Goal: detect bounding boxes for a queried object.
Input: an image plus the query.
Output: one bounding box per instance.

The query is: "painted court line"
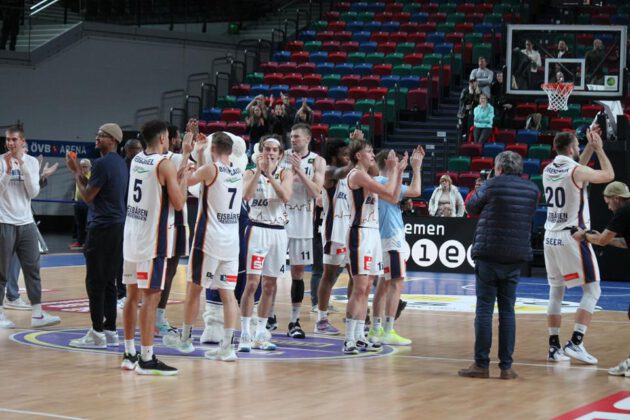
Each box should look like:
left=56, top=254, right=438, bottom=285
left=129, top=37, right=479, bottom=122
left=394, top=354, right=608, bottom=372
left=0, top=408, right=86, bottom=420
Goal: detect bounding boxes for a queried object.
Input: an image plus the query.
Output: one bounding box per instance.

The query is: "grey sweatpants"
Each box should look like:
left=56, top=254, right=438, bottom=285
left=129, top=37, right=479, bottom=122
left=0, top=223, right=42, bottom=305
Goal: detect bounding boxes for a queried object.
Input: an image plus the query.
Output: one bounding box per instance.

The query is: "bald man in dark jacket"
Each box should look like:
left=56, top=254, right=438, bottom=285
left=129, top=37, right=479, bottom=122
left=458, top=151, right=539, bottom=380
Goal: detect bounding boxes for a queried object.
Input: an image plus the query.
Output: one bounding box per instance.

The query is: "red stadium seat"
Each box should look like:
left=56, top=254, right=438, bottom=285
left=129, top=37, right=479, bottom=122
left=289, top=85, right=309, bottom=97
left=459, top=143, right=483, bottom=157
left=341, top=75, right=361, bottom=88
left=373, top=64, right=393, bottom=76
left=377, top=42, right=398, bottom=54
left=341, top=41, right=359, bottom=52
left=435, top=171, right=459, bottom=185
left=348, top=87, right=369, bottom=100
left=230, top=84, right=251, bottom=96
left=296, top=63, right=316, bottom=75
left=581, top=104, right=603, bottom=118
left=515, top=103, right=537, bottom=117
left=458, top=171, right=481, bottom=190
left=407, top=33, right=426, bottom=44
left=328, top=52, right=348, bottom=64
left=549, top=117, right=572, bottom=131
left=260, top=62, right=278, bottom=74
left=311, top=123, right=329, bottom=139
left=226, top=122, right=247, bottom=136
left=360, top=75, right=382, bottom=87
left=308, top=86, right=329, bottom=99
left=366, top=87, right=388, bottom=100
left=303, top=74, right=322, bottom=87
left=314, top=99, right=335, bottom=111
left=334, top=99, right=356, bottom=112
left=263, top=73, right=283, bottom=85
left=221, top=109, right=241, bottom=123
left=286, top=40, right=304, bottom=52
left=471, top=157, right=494, bottom=171
left=403, top=53, right=424, bottom=66
left=277, top=62, right=298, bottom=74
left=495, top=129, right=516, bottom=145
left=205, top=121, right=226, bottom=134
left=322, top=41, right=341, bottom=52
left=506, top=143, right=528, bottom=158
left=283, top=73, right=302, bottom=86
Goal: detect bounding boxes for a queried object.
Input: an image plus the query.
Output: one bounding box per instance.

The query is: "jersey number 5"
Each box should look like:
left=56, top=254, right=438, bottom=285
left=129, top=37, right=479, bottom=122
left=133, top=179, right=143, bottom=203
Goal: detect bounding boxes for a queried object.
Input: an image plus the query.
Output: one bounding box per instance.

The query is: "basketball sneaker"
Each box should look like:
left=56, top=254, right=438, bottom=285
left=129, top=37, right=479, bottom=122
left=563, top=341, right=598, bottom=365
left=69, top=328, right=106, bottom=349
left=121, top=352, right=138, bottom=370
left=367, top=326, right=384, bottom=343
left=287, top=319, right=306, bottom=339
left=343, top=340, right=359, bottom=355
left=205, top=346, right=237, bottom=362
left=548, top=346, right=570, bottom=362
left=104, top=330, right=120, bottom=347
left=327, top=304, right=340, bottom=314
left=237, top=334, right=252, bottom=352
left=356, top=337, right=381, bottom=352
left=31, top=311, right=61, bottom=328
left=135, top=355, right=178, bottom=376
left=608, top=358, right=630, bottom=376
left=266, top=315, right=278, bottom=331
left=117, top=297, right=126, bottom=311
left=252, top=333, right=277, bottom=351
left=163, top=334, right=195, bottom=354
left=381, top=330, right=412, bottom=346
left=4, top=297, right=30, bottom=310
left=201, top=304, right=224, bottom=344
left=154, top=321, right=178, bottom=338
left=314, top=319, right=340, bottom=335
left=0, top=313, right=15, bottom=329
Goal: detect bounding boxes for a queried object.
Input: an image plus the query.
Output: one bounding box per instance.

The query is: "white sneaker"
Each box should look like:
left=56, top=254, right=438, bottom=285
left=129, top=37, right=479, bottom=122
left=117, top=297, right=126, bottom=311
left=252, top=333, right=277, bottom=351
left=608, top=358, right=630, bottom=376
left=163, top=334, right=195, bottom=353
left=104, top=330, right=120, bottom=346
left=237, top=334, right=252, bottom=352
left=563, top=341, right=598, bottom=365
left=31, top=311, right=61, bottom=328
left=4, top=297, right=31, bottom=310
left=205, top=344, right=237, bottom=362
left=327, top=304, right=340, bottom=313
left=69, top=328, right=106, bottom=348
left=548, top=346, right=570, bottom=362
left=0, top=313, right=15, bottom=329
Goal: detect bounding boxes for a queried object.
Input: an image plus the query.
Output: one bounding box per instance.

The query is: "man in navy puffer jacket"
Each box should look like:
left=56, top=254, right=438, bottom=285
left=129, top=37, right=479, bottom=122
left=458, top=150, right=539, bottom=380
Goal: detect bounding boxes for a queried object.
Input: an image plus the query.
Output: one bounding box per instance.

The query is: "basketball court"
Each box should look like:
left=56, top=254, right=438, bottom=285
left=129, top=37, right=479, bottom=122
left=0, top=253, right=628, bottom=419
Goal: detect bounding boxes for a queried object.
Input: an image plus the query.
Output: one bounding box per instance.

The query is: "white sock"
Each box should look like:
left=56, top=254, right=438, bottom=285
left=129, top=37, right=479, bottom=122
left=223, top=328, right=234, bottom=349
left=317, top=309, right=327, bottom=322
left=140, top=345, right=153, bottom=362
left=256, top=317, right=267, bottom=337
left=32, top=303, right=42, bottom=317
left=355, top=320, right=366, bottom=340
left=574, top=323, right=588, bottom=334
left=384, top=316, right=394, bottom=333
left=549, top=327, right=560, bottom=336
left=345, top=318, right=356, bottom=341
left=124, top=339, right=136, bottom=355
left=182, top=324, right=193, bottom=340
left=241, top=317, right=251, bottom=337
left=291, top=305, right=300, bottom=323
left=373, top=317, right=382, bottom=332
left=156, top=308, right=166, bottom=325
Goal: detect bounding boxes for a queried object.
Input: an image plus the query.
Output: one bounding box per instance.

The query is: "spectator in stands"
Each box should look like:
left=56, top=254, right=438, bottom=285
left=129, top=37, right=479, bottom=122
left=521, top=39, right=542, bottom=89
left=124, top=139, right=143, bottom=167
left=439, top=203, right=453, bottom=217
left=0, top=0, right=21, bottom=51
left=491, top=71, right=514, bottom=129
left=551, top=71, right=567, bottom=84
left=428, top=175, right=465, bottom=217
left=69, top=159, right=92, bottom=251
left=458, top=78, right=481, bottom=142
left=470, top=57, right=493, bottom=99
left=279, top=92, right=296, bottom=122
left=556, top=40, right=570, bottom=59
left=269, top=102, right=292, bottom=138
left=246, top=104, right=269, bottom=145
left=465, top=178, right=484, bottom=219
left=585, top=38, right=606, bottom=85
left=401, top=198, right=418, bottom=217
left=294, top=98, right=314, bottom=126
left=473, top=94, right=494, bottom=144
left=246, top=95, right=268, bottom=119
left=168, top=125, right=181, bottom=153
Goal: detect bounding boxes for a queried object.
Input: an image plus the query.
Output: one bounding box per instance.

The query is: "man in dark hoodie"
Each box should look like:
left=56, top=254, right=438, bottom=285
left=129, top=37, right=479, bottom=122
left=458, top=150, right=539, bottom=380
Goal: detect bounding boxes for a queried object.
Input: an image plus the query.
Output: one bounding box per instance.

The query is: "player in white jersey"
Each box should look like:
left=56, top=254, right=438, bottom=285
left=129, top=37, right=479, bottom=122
left=283, top=123, right=326, bottom=338
left=153, top=123, right=193, bottom=337
left=368, top=146, right=424, bottom=346
left=239, top=136, right=293, bottom=352
left=164, top=132, right=243, bottom=362
left=543, top=128, right=613, bottom=364
left=314, top=138, right=352, bottom=335
left=343, top=140, right=407, bottom=354
left=121, top=120, right=190, bottom=376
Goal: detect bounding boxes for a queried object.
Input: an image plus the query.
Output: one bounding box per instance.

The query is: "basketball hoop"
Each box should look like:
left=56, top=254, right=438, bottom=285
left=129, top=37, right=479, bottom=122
left=541, top=83, right=574, bottom=111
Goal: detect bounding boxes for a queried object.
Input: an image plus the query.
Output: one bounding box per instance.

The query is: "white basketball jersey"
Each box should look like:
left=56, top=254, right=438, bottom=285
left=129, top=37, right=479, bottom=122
left=248, top=168, right=289, bottom=227
left=192, top=161, right=243, bottom=260
left=347, top=169, right=379, bottom=229
left=543, top=155, right=591, bottom=231
left=166, top=151, right=190, bottom=257
left=286, top=151, right=317, bottom=239
left=322, top=177, right=351, bottom=245
left=123, top=152, right=171, bottom=262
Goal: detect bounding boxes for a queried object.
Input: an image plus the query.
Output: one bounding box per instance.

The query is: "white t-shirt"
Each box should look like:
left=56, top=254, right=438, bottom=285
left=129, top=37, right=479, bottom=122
left=0, top=154, right=40, bottom=225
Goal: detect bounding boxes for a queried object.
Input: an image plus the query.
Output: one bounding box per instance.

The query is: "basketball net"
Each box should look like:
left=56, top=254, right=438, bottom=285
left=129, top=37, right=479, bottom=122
left=541, top=83, right=574, bottom=111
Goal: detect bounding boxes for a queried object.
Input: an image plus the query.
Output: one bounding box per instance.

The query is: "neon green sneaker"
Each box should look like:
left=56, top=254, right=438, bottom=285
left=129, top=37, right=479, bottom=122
left=367, top=326, right=384, bottom=344
left=381, top=330, right=412, bottom=346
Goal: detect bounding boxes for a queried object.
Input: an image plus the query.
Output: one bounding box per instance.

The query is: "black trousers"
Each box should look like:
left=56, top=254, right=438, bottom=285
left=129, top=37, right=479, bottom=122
left=84, top=224, right=123, bottom=332
left=0, top=14, right=19, bottom=51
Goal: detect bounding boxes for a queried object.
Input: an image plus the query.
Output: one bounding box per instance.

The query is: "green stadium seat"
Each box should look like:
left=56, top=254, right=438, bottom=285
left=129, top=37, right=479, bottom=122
left=396, top=42, right=416, bottom=54
left=464, top=33, right=483, bottom=45
left=366, top=52, right=385, bottom=64
left=341, top=11, right=358, bottom=22
left=217, top=95, right=237, bottom=108
left=357, top=11, right=374, bottom=22
left=423, top=53, right=443, bottom=66
left=448, top=156, right=471, bottom=172
left=411, top=64, right=432, bottom=77
left=484, top=13, right=502, bottom=23
left=530, top=175, right=544, bottom=195
left=348, top=52, right=366, bottom=63
left=322, top=74, right=342, bottom=87
left=304, top=41, right=322, bottom=52
left=528, top=144, right=551, bottom=160
left=436, top=22, right=456, bottom=33
left=392, top=64, right=413, bottom=76
left=312, top=21, right=328, bottom=31
left=387, top=87, right=408, bottom=109
left=572, top=117, right=592, bottom=129
left=384, top=53, right=405, bottom=65
left=355, top=99, right=377, bottom=114
left=245, top=72, right=264, bottom=84
left=472, top=43, right=492, bottom=64
left=446, top=13, right=466, bottom=24
left=329, top=124, right=351, bottom=138
left=438, top=3, right=456, bottom=13
left=559, top=103, right=581, bottom=120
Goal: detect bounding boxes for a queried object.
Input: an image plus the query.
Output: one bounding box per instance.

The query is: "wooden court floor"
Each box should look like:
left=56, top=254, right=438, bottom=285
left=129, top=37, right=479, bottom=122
left=0, top=262, right=628, bottom=420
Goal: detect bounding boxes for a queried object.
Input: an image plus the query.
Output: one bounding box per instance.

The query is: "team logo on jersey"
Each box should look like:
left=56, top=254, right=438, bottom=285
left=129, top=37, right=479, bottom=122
left=224, top=275, right=237, bottom=283
left=335, top=247, right=347, bottom=255
left=137, top=272, right=148, bottom=280
left=251, top=255, right=265, bottom=270
left=308, top=158, right=315, bottom=164
left=225, top=176, right=241, bottom=184
left=133, top=167, right=150, bottom=174
left=364, top=256, right=373, bottom=270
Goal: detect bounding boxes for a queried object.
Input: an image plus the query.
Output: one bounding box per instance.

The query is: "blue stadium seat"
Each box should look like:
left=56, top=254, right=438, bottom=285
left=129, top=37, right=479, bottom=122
left=516, top=129, right=539, bottom=145
left=354, top=63, right=373, bottom=76
left=310, top=51, right=328, bottom=63
left=410, top=12, right=428, bottom=23
left=474, top=23, right=494, bottom=34
left=315, top=63, right=336, bottom=75
left=434, top=43, right=454, bottom=55
left=363, top=21, right=382, bottom=32
left=341, top=111, right=363, bottom=125
left=427, top=32, right=445, bottom=44
left=365, top=2, right=385, bottom=13
left=347, top=21, right=364, bottom=32
left=329, top=86, right=349, bottom=100
left=532, top=207, right=547, bottom=233
left=269, top=84, right=290, bottom=97
left=236, top=96, right=254, bottom=110
left=335, top=63, right=355, bottom=75
left=482, top=143, right=505, bottom=158
left=322, top=111, right=343, bottom=125
left=359, top=41, right=378, bottom=53
left=351, top=2, right=369, bottom=12
left=272, top=51, right=291, bottom=62
left=523, top=158, right=541, bottom=176
left=382, top=21, right=401, bottom=32
left=380, top=75, right=401, bottom=88
left=399, top=76, right=420, bottom=89
left=201, top=107, right=221, bottom=122
left=421, top=186, right=435, bottom=201
left=249, top=84, right=270, bottom=96
left=298, top=30, right=316, bottom=41
left=352, top=31, right=372, bottom=43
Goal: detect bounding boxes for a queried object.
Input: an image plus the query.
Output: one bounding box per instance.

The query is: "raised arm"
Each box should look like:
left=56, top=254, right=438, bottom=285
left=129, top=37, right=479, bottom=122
left=158, top=159, right=190, bottom=211
left=267, top=167, right=293, bottom=203
left=290, top=153, right=325, bottom=199
left=404, top=146, right=425, bottom=198
left=573, top=129, right=614, bottom=186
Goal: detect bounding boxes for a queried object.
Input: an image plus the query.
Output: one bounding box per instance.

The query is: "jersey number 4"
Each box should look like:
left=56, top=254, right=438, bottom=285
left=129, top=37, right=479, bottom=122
left=545, top=186, right=566, bottom=208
